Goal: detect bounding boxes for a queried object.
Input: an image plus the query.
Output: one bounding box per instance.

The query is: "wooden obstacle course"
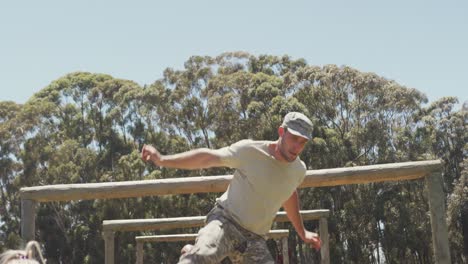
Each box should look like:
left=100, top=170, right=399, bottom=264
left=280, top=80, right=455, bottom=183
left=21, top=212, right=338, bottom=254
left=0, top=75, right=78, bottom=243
left=19, top=160, right=450, bottom=263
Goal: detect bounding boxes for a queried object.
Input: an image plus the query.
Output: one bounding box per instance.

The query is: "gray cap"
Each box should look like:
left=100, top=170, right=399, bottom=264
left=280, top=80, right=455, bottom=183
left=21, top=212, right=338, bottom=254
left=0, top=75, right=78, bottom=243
left=281, top=112, right=313, bottom=140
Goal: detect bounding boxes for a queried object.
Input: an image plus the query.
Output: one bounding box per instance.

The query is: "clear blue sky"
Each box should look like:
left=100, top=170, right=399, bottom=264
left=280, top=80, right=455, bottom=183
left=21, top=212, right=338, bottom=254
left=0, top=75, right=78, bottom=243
left=1, top=0, right=466, bottom=106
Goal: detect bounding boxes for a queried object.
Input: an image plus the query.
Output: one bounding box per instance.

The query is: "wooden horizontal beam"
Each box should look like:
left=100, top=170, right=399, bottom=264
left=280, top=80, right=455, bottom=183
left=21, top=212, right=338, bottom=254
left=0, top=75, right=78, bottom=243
left=302, top=159, right=442, bottom=187
left=103, top=209, right=330, bottom=232
left=20, top=160, right=442, bottom=202
left=104, top=216, right=204, bottom=232
left=136, top=233, right=198, bottom=243
left=136, top=229, right=290, bottom=243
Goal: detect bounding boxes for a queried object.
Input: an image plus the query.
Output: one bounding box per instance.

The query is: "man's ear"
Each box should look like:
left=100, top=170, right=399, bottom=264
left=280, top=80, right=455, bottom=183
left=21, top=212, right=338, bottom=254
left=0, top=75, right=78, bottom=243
left=278, top=126, right=285, bottom=137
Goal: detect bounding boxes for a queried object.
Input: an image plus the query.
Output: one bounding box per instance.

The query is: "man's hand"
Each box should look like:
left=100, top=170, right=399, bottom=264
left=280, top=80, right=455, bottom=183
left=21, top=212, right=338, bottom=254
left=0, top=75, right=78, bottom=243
left=141, top=144, right=162, bottom=166
left=301, top=230, right=321, bottom=250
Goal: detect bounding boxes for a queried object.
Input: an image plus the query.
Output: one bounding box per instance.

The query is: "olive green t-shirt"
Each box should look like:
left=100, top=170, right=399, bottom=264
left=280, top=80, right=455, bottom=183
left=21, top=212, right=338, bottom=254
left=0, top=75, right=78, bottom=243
left=216, top=139, right=307, bottom=235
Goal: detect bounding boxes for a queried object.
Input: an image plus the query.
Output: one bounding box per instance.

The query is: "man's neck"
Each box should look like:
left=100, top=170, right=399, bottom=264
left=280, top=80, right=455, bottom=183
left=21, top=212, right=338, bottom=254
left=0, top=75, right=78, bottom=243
left=268, top=141, right=288, bottom=163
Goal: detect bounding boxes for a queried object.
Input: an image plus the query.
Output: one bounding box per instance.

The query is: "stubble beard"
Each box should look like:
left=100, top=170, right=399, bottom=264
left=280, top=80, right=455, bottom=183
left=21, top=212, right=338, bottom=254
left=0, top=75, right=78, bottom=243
left=279, top=139, right=296, bottom=162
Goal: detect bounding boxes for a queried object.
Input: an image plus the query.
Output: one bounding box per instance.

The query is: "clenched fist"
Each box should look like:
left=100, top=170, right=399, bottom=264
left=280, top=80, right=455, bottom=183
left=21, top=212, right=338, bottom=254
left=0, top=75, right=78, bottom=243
left=302, top=230, right=321, bottom=250
left=141, top=144, right=162, bottom=166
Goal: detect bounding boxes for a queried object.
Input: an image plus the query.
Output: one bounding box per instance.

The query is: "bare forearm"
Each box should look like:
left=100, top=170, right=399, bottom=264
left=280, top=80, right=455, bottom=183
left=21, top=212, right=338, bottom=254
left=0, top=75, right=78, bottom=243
left=283, top=190, right=322, bottom=249
left=283, top=190, right=306, bottom=239
left=153, top=148, right=222, bottom=170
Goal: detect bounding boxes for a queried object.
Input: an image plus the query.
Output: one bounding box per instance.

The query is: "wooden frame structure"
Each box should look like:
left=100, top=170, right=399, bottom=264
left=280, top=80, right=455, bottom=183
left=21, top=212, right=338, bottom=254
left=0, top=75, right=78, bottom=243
left=19, top=160, right=451, bottom=263
left=135, top=230, right=291, bottom=264
left=102, top=210, right=330, bottom=264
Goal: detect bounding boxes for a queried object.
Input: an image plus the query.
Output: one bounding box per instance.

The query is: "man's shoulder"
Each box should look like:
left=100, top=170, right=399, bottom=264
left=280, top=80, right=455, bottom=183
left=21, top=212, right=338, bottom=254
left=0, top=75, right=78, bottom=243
left=289, top=158, right=307, bottom=174
left=226, top=140, right=272, bottom=158
left=299, top=159, right=308, bottom=171
left=217, top=139, right=269, bottom=168
left=231, top=139, right=270, bottom=148
left=297, top=159, right=307, bottom=169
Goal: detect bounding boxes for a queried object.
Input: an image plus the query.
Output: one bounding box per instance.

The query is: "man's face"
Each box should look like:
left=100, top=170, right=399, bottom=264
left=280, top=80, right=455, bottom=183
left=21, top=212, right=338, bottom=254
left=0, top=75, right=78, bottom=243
left=279, top=128, right=309, bottom=162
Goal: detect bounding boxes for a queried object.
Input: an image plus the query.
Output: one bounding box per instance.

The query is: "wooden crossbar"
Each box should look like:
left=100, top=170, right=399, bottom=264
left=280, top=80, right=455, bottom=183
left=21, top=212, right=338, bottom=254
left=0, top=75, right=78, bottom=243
left=103, top=209, right=330, bottom=232
left=20, top=160, right=442, bottom=202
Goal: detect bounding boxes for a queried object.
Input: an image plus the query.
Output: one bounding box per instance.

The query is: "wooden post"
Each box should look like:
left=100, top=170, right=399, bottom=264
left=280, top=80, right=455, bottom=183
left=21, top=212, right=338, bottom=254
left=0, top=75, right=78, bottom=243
left=426, top=172, right=452, bottom=263
left=21, top=199, right=36, bottom=243
left=135, top=241, right=143, bottom=264
left=103, top=230, right=115, bottom=264
left=281, top=237, right=289, bottom=264
left=319, top=217, right=330, bottom=264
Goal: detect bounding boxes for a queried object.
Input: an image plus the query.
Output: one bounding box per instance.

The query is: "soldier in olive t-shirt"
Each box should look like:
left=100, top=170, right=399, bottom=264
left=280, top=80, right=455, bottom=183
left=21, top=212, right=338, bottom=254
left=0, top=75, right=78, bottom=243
left=141, top=112, right=321, bottom=264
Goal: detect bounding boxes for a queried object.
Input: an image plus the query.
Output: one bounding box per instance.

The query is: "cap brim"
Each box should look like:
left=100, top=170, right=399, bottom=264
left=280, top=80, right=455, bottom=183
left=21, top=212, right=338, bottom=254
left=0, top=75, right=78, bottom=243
left=287, top=128, right=311, bottom=140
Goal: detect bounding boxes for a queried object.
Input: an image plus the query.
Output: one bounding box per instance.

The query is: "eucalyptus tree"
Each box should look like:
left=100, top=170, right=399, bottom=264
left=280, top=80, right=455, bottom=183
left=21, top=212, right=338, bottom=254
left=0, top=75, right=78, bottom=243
left=286, top=64, right=436, bottom=263
left=447, top=146, right=468, bottom=262
left=0, top=101, right=24, bottom=251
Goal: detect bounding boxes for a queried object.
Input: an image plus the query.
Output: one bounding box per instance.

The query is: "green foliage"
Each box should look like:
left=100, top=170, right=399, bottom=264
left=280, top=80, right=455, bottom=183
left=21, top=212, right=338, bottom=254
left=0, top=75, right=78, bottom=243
left=0, top=53, right=465, bottom=263
left=447, top=143, right=468, bottom=262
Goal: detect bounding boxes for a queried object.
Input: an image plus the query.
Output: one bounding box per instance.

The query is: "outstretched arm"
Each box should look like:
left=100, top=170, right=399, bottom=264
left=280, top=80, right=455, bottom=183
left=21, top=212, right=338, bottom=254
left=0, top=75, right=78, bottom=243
left=141, top=144, right=225, bottom=170
left=282, top=190, right=321, bottom=250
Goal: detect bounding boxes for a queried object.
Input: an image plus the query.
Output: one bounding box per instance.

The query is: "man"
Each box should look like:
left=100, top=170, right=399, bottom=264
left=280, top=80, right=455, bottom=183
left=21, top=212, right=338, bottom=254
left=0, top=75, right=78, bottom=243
left=141, top=112, right=321, bottom=264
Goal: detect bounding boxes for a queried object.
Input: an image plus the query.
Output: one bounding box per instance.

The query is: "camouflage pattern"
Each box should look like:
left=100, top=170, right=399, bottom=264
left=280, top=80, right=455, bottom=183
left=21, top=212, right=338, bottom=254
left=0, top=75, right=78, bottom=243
left=178, top=206, right=275, bottom=264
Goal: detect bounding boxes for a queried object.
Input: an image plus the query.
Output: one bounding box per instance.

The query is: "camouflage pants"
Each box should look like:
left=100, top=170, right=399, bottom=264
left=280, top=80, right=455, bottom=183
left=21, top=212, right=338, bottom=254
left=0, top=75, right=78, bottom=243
left=178, top=205, right=274, bottom=264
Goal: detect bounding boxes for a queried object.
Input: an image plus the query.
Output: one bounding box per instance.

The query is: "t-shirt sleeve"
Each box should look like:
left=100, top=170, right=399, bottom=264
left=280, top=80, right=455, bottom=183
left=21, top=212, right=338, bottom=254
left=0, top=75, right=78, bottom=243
left=215, top=140, right=251, bottom=169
